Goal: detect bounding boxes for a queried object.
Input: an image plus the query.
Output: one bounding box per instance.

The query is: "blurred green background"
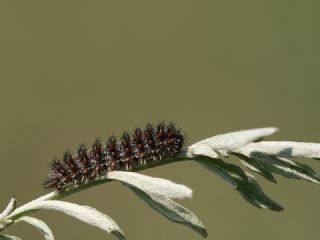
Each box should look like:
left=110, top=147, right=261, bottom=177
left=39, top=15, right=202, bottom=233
left=0, top=1, right=319, bottom=239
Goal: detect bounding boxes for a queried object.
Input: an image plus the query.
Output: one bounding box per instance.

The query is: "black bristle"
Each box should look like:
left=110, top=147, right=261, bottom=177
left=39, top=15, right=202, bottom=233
left=90, top=139, right=105, bottom=178
left=75, top=144, right=91, bottom=183
left=63, top=151, right=79, bottom=184
left=44, top=122, right=184, bottom=191
left=106, top=136, right=119, bottom=171
left=132, top=127, right=146, bottom=163
left=144, top=123, right=157, bottom=159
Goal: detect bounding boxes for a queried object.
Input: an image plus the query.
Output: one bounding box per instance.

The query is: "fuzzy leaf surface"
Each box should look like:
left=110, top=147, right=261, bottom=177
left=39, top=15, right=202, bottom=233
left=196, top=156, right=283, bottom=211
left=17, top=216, right=54, bottom=240
left=107, top=171, right=192, bottom=199
left=0, top=198, right=16, bottom=219
left=233, top=153, right=277, bottom=183
left=187, top=127, right=277, bottom=158
left=0, top=234, right=22, bottom=240
left=236, top=149, right=320, bottom=184
left=11, top=200, right=125, bottom=240
left=239, top=141, right=320, bottom=159
left=129, top=186, right=207, bottom=237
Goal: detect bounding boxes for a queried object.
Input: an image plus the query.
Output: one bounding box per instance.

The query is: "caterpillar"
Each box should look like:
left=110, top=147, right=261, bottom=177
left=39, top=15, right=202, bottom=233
left=44, top=122, right=184, bottom=191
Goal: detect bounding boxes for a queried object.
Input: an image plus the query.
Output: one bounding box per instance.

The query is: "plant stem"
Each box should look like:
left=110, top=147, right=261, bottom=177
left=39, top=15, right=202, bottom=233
left=3, top=153, right=190, bottom=225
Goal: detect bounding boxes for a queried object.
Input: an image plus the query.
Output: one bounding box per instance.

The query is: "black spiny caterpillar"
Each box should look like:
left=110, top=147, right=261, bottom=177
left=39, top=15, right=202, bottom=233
left=44, top=122, right=184, bottom=191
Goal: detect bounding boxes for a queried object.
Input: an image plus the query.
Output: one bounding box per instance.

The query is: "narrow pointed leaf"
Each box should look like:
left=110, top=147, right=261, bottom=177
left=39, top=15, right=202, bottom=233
left=237, top=149, right=320, bottom=184
left=233, top=153, right=277, bottom=183
left=0, top=197, right=16, bottom=219
left=186, top=144, right=219, bottom=158
left=0, top=234, right=22, bottom=240
left=106, top=171, right=192, bottom=199
left=195, top=156, right=283, bottom=211
left=187, top=127, right=277, bottom=158
left=239, top=141, right=320, bottom=159
left=11, top=200, right=125, bottom=240
left=129, top=186, right=207, bottom=237
left=17, top=216, right=54, bottom=240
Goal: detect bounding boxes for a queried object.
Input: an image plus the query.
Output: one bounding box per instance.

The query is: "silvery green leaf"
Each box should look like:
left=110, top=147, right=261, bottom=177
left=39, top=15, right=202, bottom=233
left=239, top=141, right=320, bottom=159
left=237, top=149, right=320, bottom=184
left=187, top=127, right=278, bottom=158
left=106, top=171, right=192, bottom=199
left=11, top=200, right=125, bottom=240
left=196, top=156, right=283, bottom=211
left=17, top=216, right=54, bottom=240
left=186, top=144, right=219, bottom=159
left=0, top=197, right=16, bottom=219
left=0, top=234, right=22, bottom=240
left=129, top=186, right=207, bottom=238
left=232, top=153, right=277, bottom=183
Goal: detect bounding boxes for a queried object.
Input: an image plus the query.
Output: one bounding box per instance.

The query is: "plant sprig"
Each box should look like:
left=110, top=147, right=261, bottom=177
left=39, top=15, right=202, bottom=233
left=1, top=127, right=320, bottom=239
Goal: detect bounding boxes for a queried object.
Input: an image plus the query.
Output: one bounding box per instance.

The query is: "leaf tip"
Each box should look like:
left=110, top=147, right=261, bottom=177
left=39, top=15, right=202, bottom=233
left=271, top=205, right=284, bottom=212
left=199, top=228, right=208, bottom=238
left=111, top=230, right=126, bottom=240
left=262, top=127, right=279, bottom=136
